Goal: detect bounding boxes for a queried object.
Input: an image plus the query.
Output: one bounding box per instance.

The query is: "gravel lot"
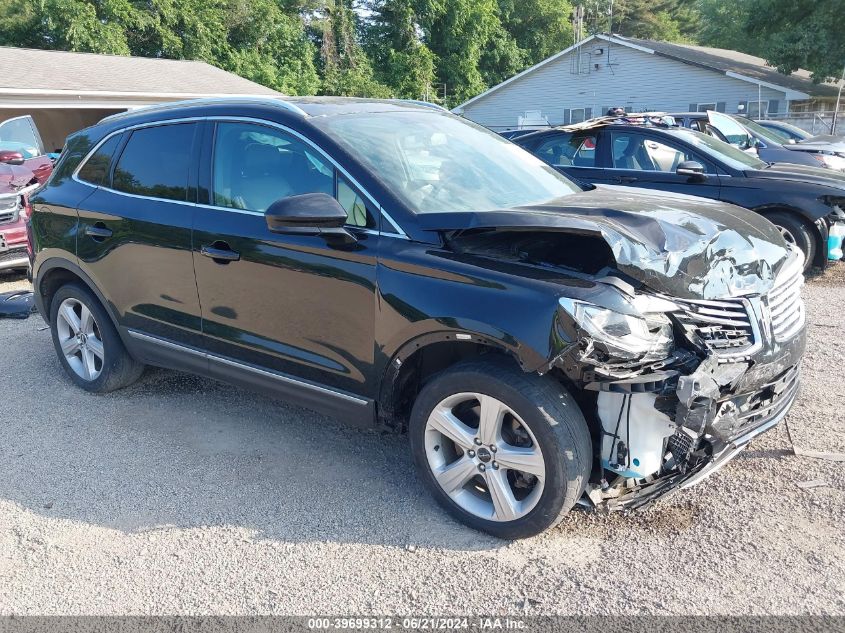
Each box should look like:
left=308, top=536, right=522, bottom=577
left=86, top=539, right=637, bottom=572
left=0, top=265, right=843, bottom=616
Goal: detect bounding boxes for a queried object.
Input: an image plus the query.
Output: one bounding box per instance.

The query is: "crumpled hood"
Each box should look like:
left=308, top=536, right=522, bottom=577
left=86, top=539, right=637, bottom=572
left=420, top=185, right=790, bottom=300
left=0, top=162, right=37, bottom=194
left=795, top=135, right=845, bottom=153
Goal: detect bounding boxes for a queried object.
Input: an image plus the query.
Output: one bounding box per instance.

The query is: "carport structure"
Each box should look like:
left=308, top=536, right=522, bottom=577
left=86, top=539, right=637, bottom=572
left=0, top=46, right=279, bottom=152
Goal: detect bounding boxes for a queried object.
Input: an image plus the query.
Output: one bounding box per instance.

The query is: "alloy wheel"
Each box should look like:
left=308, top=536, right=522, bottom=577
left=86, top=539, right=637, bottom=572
left=424, top=392, right=546, bottom=522
left=55, top=297, right=105, bottom=381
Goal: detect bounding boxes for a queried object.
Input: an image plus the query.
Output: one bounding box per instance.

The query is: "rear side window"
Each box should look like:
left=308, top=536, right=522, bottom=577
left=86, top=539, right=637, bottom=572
left=112, top=124, right=195, bottom=202
left=77, top=134, right=122, bottom=186
left=535, top=134, right=596, bottom=167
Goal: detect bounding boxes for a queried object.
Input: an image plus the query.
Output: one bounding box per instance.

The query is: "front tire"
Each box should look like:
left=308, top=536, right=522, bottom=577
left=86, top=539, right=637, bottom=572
left=49, top=283, right=144, bottom=393
left=409, top=358, right=593, bottom=539
left=766, top=211, right=816, bottom=272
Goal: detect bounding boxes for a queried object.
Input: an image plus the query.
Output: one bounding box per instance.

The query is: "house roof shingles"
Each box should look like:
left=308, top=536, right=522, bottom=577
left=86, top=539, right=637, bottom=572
left=620, top=36, right=842, bottom=99
left=0, top=46, right=279, bottom=96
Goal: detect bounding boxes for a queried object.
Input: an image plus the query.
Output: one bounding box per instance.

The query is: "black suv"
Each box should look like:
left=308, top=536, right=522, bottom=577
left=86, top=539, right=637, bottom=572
left=515, top=120, right=845, bottom=272
left=30, top=98, right=806, bottom=538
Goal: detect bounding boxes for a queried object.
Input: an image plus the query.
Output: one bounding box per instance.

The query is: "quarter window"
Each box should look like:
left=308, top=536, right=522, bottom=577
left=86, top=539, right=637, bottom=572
left=337, top=175, right=371, bottom=228
left=112, top=124, right=195, bottom=202
left=77, top=134, right=122, bottom=186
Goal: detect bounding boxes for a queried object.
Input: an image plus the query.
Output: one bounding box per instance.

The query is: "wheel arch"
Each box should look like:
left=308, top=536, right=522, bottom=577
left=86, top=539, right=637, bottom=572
left=755, top=205, right=827, bottom=268
left=34, top=258, right=120, bottom=329
left=377, top=330, right=535, bottom=432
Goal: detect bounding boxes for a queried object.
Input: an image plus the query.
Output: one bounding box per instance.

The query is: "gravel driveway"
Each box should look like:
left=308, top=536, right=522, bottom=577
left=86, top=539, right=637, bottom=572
left=0, top=266, right=843, bottom=616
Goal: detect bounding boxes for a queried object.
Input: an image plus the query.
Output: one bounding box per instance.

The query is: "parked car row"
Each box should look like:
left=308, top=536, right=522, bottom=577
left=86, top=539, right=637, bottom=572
left=23, top=97, right=809, bottom=538
left=0, top=115, right=54, bottom=274
left=511, top=112, right=845, bottom=273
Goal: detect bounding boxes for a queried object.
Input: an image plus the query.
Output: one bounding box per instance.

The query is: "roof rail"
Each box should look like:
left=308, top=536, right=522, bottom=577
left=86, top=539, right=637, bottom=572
left=99, top=96, right=308, bottom=125
left=399, top=99, right=449, bottom=112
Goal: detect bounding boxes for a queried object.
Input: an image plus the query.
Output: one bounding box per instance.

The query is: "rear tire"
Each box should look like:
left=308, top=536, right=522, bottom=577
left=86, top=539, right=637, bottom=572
left=49, top=283, right=144, bottom=393
left=766, top=211, right=816, bottom=272
left=409, top=357, right=593, bottom=539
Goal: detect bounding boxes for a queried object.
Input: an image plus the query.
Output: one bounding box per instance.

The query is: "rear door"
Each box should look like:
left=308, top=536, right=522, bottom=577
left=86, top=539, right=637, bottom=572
left=525, top=131, right=609, bottom=185
left=603, top=130, right=722, bottom=200
left=75, top=122, right=204, bottom=348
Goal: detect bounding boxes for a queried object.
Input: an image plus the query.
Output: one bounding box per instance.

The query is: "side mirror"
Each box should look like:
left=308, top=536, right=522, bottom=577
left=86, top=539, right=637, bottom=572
left=0, top=150, right=25, bottom=166
left=676, top=161, right=707, bottom=182
left=265, top=192, right=350, bottom=236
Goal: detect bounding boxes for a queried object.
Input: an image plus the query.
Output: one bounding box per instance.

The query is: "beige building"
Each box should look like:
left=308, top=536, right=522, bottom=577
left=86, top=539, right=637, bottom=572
left=0, top=46, right=279, bottom=151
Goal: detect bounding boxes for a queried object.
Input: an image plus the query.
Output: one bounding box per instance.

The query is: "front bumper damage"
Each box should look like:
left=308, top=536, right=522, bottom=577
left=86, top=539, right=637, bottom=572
left=587, top=362, right=802, bottom=511
left=558, top=255, right=807, bottom=511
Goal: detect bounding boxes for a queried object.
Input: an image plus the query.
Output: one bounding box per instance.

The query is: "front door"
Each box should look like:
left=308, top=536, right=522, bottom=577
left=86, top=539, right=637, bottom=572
left=191, top=120, right=378, bottom=415
left=603, top=130, right=722, bottom=200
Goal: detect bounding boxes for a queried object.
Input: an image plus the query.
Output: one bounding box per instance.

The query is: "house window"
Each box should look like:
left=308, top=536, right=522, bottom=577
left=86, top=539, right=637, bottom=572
left=746, top=101, right=769, bottom=117
left=695, top=103, right=716, bottom=112
left=570, top=108, right=586, bottom=124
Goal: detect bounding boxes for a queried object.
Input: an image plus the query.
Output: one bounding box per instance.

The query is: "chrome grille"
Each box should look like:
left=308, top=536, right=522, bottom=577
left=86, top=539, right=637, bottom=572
left=767, top=254, right=805, bottom=342
left=675, top=297, right=756, bottom=356
left=0, top=196, right=19, bottom=225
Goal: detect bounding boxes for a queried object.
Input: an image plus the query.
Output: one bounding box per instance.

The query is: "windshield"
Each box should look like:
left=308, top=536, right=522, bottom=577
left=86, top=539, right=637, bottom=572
left=735, top=116, right=789, bottom=145
left=0, top=116, right=43, bottom=157
left=670, top=129, right=767, bottom=170
left=762, top=121, right=811, bottom=142
left=312, top=111, right=581, bottom=213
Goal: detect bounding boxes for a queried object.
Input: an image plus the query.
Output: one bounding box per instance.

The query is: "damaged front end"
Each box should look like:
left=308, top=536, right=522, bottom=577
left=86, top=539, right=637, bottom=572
left=553, top=249, right=806, bottom=510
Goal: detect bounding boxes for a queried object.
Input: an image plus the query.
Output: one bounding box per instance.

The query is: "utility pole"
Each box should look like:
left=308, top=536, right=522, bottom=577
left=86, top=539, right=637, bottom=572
left=833, top=64, right=845, bottom=135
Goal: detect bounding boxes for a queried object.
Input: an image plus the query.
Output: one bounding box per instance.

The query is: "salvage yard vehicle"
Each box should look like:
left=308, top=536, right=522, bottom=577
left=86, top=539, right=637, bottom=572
left=30, top=98, right=806, bottom=538
left=671, top=111, right=845, bottom=171
left=0, top=115, right=52, bottom=273
left=514, top=117, right=845, bottom=272
left=755, top=120, right=845, bottom=172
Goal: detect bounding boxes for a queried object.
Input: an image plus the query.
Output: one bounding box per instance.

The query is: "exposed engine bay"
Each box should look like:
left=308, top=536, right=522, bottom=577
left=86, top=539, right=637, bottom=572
left=447, top=222, right=806, bottom=510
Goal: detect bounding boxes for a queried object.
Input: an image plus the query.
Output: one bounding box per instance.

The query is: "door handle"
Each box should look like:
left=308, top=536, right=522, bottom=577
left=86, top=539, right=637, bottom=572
left=84, top=224, right=112, bottom=241
left=201, top=242, right=240, bottom=264
left=615, top=176, right=639, bottom=183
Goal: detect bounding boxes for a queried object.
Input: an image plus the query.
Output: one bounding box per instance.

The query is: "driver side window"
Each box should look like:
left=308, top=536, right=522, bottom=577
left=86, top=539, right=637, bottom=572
left=610, top=132, right=710, bottom=173
left=211, top=122, right=375, bottom=228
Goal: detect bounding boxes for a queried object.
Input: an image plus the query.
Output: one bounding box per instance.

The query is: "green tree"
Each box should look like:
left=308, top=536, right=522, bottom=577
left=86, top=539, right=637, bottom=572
left=223, top=0, right=319, bottom=95
left=0, top=0, right=320, bottom=95
left=746, top=0, right=845, bottom=82
left=317, top=0, right=392, bottom=97
left=496, top=0, right=574, bottom=66
left=694, top=0, right=754, bottom=53
left=416, top=0, right=507, bottom=106
left=363, top=0, right=437, bottom=99
left=578, top=0, right=696, bottom=42
left=0, top=0, right=130, bottom=53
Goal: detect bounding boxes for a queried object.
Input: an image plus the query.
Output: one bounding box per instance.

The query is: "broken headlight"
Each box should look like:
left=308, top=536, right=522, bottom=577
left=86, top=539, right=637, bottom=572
left=564, top=300, right=674, bottom=361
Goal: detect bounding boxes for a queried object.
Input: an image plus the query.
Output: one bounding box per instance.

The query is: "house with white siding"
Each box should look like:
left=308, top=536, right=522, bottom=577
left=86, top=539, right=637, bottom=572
left=453, top=34, right=843, bottom=132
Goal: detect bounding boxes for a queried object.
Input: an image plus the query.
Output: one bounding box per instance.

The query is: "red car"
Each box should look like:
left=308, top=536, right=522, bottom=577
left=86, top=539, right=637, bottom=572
left=0, top=115, right=53, bottom=273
